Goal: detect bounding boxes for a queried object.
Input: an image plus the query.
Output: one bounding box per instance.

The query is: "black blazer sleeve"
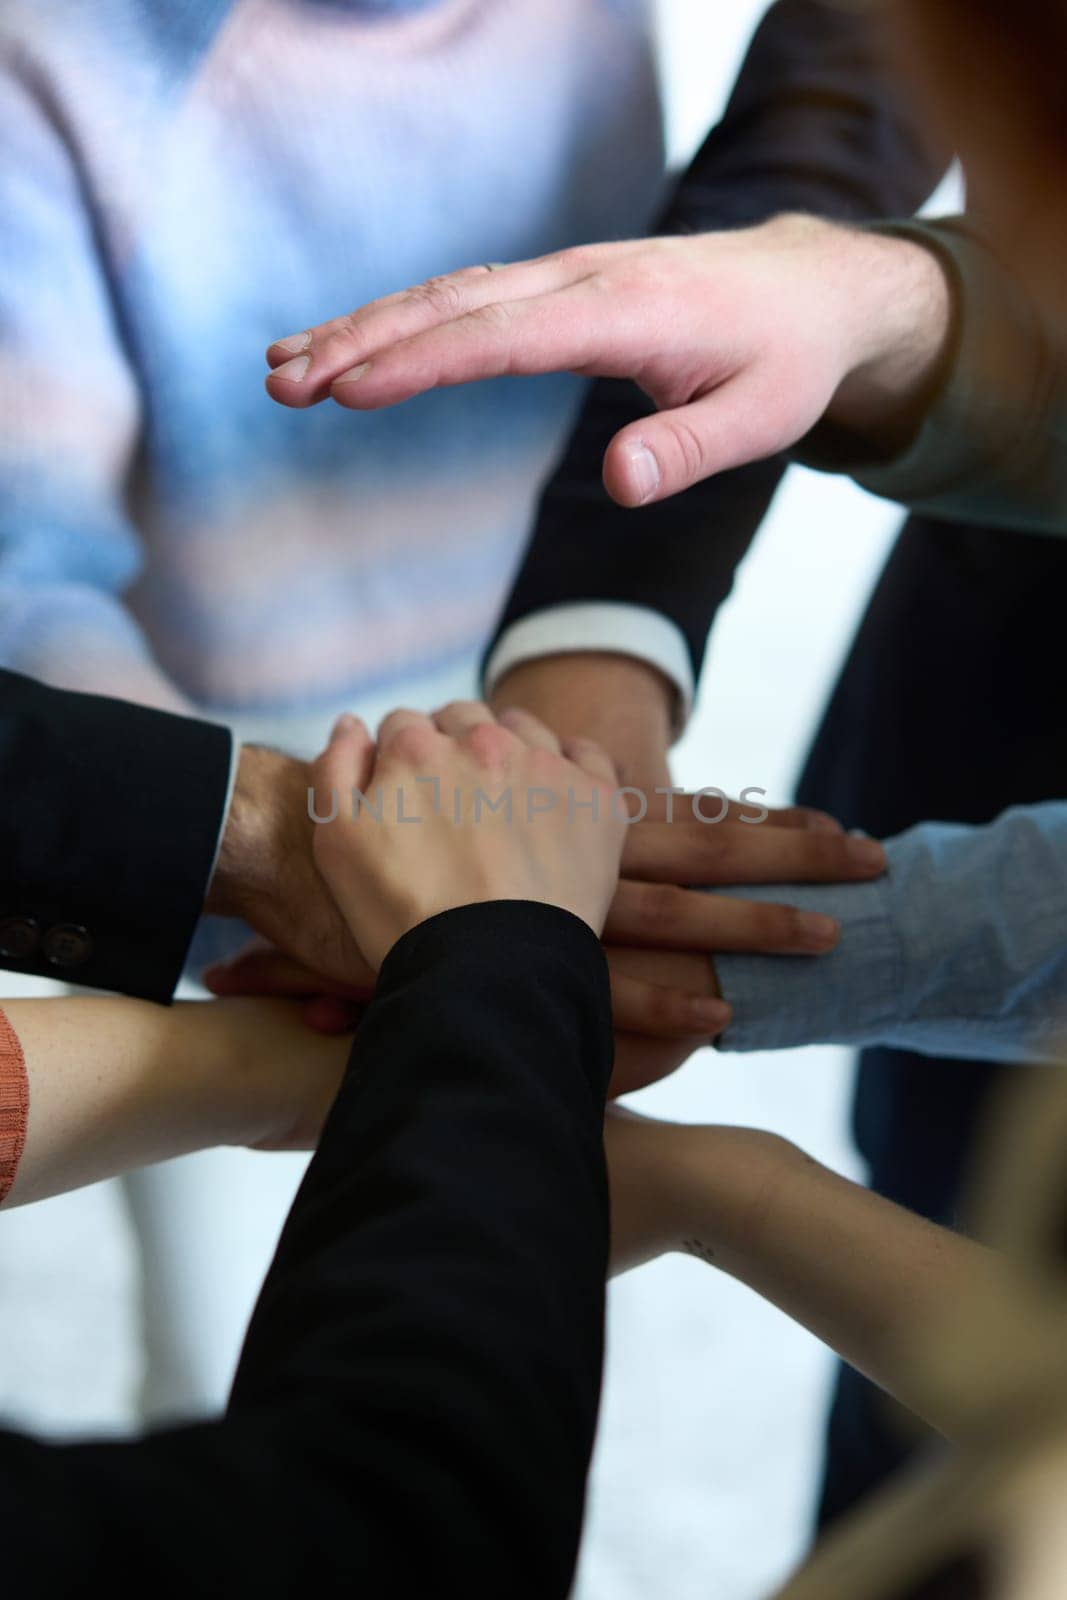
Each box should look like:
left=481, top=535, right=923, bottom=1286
left=0, top=900, right=614, bottom=1600
left=486, top=0, right=948, bottom=691
left=0, top=668, right=233, bottom=1000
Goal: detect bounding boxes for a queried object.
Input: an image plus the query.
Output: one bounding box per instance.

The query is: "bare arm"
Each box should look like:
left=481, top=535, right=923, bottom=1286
left=605, top=1108, right=1006, bottom=1437
left=0, top=997, right=348, bottom=1208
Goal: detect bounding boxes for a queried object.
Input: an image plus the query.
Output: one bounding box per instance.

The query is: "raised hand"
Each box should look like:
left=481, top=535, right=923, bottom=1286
left=264, top=215, right=951, bottom=506
left=308, top=701, right=626, bottom=970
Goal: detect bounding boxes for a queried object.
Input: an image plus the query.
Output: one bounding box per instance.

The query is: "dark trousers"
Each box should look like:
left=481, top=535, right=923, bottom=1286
left=795, top=513, right=1067, bottom=1593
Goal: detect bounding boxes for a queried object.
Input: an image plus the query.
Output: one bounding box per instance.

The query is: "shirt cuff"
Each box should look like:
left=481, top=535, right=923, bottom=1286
left=713, top=874, right=900, bottom=1054
left=483, top=603, right=695, bottom=737
left=206, top=735, right=241, bottom=894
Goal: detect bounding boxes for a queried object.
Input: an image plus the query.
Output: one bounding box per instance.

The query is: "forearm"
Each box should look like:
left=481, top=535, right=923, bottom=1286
left=606, top=1113, right=1002, bottom=1438
left=0, top=904, right=612, bottom=1598
left=0, top=669, right=232, bottom=1000
left=1, top=996, right=348, bottom=1206
left=676, top=1128, right=1001, bottom=1436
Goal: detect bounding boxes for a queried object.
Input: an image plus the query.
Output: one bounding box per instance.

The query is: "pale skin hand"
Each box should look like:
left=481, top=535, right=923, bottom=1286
left=264, top=214, right=954, bottom=506
left=310, top=701, right=627, bottom=970
left=604, top=1108, right=1008, bottom=1437
left=1, top=997, right=350, bottom=1209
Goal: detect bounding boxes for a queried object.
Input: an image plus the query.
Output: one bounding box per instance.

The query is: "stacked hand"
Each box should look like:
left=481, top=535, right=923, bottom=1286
left=205, top=694, right=886, bottom=1099
left=309, top=700, right=626, bottom=967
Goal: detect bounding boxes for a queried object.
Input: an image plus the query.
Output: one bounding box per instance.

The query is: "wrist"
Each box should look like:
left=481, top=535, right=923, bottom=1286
left=207, top=745, right=311, bottom=921
left=176, top=998, right=347, bottom=1151
left=672, top=1126, right=803, bottom=1264
left=823, top=226, right=955, bottom=450
left=491, top=652, right=673, bottom=789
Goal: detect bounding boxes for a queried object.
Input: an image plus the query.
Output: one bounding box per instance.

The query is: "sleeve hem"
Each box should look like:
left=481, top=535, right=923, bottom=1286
left=483, top=603, right=695, bottom=739
left=0, top=1008, right=29, bottom=1206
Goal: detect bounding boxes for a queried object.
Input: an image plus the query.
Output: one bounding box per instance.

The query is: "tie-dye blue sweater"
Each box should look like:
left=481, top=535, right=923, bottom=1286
left=0, top=0, right=664, bottom=715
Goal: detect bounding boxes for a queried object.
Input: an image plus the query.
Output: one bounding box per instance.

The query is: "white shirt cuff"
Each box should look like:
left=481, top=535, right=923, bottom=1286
left=483, top=603, right=695, bottom=738
left=206, top=732, right=240, bottom=893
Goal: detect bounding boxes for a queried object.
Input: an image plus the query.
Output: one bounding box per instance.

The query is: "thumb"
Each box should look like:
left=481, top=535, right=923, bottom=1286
left=602, top=372, right=804, bottom=507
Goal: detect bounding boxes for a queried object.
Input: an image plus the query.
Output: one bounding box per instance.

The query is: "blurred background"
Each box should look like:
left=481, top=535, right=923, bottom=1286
left=0, top=5, right=961, bottom=1597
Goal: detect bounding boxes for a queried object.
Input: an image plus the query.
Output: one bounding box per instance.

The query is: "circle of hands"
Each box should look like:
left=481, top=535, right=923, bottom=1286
left=206, top=699, right=886, bottom=1101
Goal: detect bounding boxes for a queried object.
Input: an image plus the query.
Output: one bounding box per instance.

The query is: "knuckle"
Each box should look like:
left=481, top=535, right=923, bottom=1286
left=322, top=319, right=365, bottom=365
left=465, top=722, right=513, bottom=766
left=390, top=724, right=435, bottom=763
left=665, top=414, right=710, bottom=479
left=339, top=308, right=366, bottom=338
left=639, top=881, right=686, bottom=935
left=439, top=699, right=480, bottom=722
left=410, top=274, right=467, bottom=319
left=467, top=299, right=513, bottom=334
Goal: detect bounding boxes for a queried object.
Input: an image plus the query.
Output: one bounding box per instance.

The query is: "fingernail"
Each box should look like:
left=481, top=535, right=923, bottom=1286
left=271, top=354, right=310, bottom=382
left=624, top=440, right=661, bottom=503
left=847, top=836, right=886, bottom=871
left=330, top=713, right=358, bottom=741
left=334, top=362, right=371, bottom=385
left=796, top=912, right=840, bottom=950
left=691, top=997, right=732, bottom=1032
left=273, top=332, right=310, bottom=354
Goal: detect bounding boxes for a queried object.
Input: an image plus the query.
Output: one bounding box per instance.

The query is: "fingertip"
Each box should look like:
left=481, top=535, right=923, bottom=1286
left=846, top=835, right=887, bottom=875
left=561, top=733, right=618, bottom=787
left=795, top=911, right=842, bottom=952
left=692, top=996, right=732, bottom=1035
left=708, top=1002, right=732, bottom=1038
left=301, top=996, right=362, bottom=1035
left=264, top=367, right=318, bottom=407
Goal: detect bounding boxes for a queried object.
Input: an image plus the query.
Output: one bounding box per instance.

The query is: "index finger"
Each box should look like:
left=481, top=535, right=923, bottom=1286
left=325, top=284, right=616, bottom=412
left=264, top=252, right=593, bottom=407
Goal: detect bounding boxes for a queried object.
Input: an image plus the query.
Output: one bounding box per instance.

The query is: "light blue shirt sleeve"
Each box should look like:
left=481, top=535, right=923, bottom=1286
left=713, top=803, right=1067, bottom=1064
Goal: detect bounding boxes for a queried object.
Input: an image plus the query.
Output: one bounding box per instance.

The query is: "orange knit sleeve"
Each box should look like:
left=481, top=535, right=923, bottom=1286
left=0, top=1007, right=29, bottom=1206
